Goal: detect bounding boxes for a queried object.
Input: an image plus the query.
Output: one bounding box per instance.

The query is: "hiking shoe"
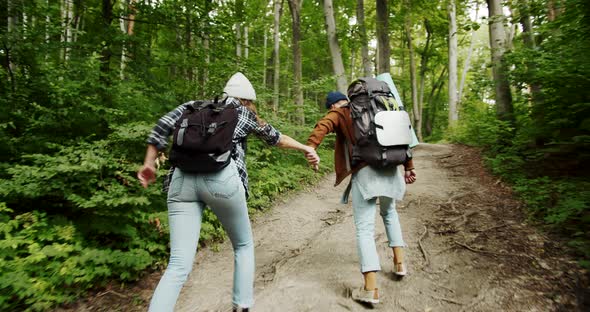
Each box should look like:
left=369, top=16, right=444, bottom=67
left=394, top=263, right=407, bottom=277
left=352, top=287, right=379, bottom=304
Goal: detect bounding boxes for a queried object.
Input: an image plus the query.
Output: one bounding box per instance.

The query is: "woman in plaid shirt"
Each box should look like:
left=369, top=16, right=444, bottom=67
left=138, top=72, right=320, bottom=312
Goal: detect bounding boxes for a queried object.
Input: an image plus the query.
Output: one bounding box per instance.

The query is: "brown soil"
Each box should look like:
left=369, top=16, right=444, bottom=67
left=55, top=144, right=589, bottom=312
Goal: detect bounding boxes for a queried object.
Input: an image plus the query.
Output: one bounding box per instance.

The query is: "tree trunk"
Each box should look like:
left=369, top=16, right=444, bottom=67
left=202, top=32, right=210, bottom=97
left=323, top=0, right=347, bottom=93
left=45, top=0, right=50, bottom=58
left=425, top=68, right=446, bottom=137
left=119, top=0, right=134, bottom=80
left=487, top=0, right=514, bottom=125
left=356, top=0, right=371, bottom=77
left=201, top=0, right=212, bottom=97
left=272, top=0, right=282, bottom=114
left=3, top=0, right=15, bottom=92
left=404, top=6, right=421, bottom=141
left=244, top=25, right=249, bottom=59
left=61, top=0, right=73, bottom=62
left=236, top=23, right=242, bottom=58
left=263, top=30, right=267, bottom=86
left=448, top=0, right=459, bottom=124
left=288, top=0, right=304, bottom=125
left=235, top=0, right=244, bottom=59
left=519, top=0, right=544, bottom=146
left=185, top=9, right=193, bottom=83
left=72, top=0, right=82, bottom=43
left=418, top=18, right=432, bottom=133
left=100, top=0, right=113, bottom=101
left=458, top=3, right=478, bottom=104
left=376, top=0, right=390, bottom=74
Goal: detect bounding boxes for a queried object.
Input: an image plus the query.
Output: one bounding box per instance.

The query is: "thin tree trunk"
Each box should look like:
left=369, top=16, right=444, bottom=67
left=72, top=0, right=82, bottom=43
left=272, top=0, right=282, bottom=114
left=350, top=47, right=355, bottom=82
left=119, top=0, right=128, bottom=79
left=100, top=0, right=114, bottom=107
left=487, top=0, right=514, bottom=125
left=425, top=68, right=446, bottom=136
left=519, top=0, right=544, bottom=146
left=356, top=0, right=371, bottom=77
left=201, top=0, right=211, bottom=97
left=120, top=0, right=135, bottom=80
left=202, top=33, right=210, bottom=97
left=427, top=67, right=448, bottom=110
left=323, top=0, right=347, bottom=93
left=186, top=9, right=193, bottom=82
left=376, top=0, right=390, bottom=74
left=45, top=0, right=51, bottom=60
left=458, top=3, right=478, bottom=104
left=244, top=26, right=249, bottom=59
left=418, top=18, right=433, bottom=132
left=263, top=30, right=267, bottom=86
left=236, top=23, right=242, bottom=58
left=235, top=0, right=244, bottom=62
left=448, top=0, right=459, bottom=124
left=6, top=0, right=17, bottom=83
left=404, top=4, right=421, bottom=140
left=61, top=0, right=73, bottom=62
left=505, top=6, right=517, bottom=50
left=288, top=0, right=304, bottom=125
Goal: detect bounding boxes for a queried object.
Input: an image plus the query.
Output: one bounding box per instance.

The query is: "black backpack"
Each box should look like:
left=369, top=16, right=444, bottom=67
left=347, top=77, right=413, bottom=168
left=169, top=99, right=239, bottom=173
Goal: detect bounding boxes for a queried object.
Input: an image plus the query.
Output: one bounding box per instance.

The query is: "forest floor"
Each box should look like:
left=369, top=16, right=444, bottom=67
left=57, top=144, right=589, bottom=312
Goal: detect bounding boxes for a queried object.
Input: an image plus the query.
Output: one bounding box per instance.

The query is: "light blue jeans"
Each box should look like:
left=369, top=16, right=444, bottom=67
left=149, top=161, right=254, bottom=311
left=351, top=178, right=406, bottom=273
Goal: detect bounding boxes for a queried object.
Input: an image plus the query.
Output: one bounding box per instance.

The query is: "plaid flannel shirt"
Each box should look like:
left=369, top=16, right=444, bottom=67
left=146, top=97, right=282, bottom=198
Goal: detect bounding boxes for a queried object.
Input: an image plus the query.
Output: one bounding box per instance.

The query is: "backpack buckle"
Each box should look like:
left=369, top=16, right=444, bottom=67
left=207, top=122, right=218, bottom=135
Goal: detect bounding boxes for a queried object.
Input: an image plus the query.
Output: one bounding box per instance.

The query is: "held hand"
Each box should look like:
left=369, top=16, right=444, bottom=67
left=303, top=147, right=320, bottom=171
left=404, top=169, right=416, bottom=184
left=137, top=164, right=157, bottom=188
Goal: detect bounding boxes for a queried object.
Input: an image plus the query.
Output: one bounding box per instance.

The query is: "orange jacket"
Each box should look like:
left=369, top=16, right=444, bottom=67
left=306, top=106, right=414, bottom=186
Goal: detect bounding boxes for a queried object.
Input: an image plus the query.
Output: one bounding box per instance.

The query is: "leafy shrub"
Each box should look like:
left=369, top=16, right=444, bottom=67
left=0, top=111, right=336, bottom=310
left=0, top=124, right=171, bottom=310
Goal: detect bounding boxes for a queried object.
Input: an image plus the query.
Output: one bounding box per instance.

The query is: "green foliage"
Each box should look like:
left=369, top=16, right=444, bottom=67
left=446, top=104, right=514, bottom=149
left=0, top=124, right=170, bottom=310
left=445, top=0, right=590, bottom=268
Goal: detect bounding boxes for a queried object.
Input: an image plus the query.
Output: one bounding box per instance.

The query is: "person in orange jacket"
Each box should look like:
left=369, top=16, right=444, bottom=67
left=306, top=90, right=416, bottom=304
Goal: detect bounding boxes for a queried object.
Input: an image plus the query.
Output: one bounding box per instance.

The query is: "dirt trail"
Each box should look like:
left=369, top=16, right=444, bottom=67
left=171, top=143, right=585, bottom=311
left=58, top=143, right=587, bottom=312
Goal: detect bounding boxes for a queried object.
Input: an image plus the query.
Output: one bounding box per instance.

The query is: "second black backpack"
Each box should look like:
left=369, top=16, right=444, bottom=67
left=169, top=99, right=239, bottom=173
left=348, top=77, right=413, bottom=168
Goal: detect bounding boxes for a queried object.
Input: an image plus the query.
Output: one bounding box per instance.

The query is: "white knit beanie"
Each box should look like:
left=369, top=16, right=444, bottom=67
left=223, top=72, right=256, bottom=100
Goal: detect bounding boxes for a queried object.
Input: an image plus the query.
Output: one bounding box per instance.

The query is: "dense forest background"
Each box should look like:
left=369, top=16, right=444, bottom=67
left=0, top=0, right=588, bottom=310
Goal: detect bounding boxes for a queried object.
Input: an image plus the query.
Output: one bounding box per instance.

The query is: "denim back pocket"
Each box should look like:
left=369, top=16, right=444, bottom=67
left=167, top=169, right=185, bottom=200
left=204, top=165, right=240, bottom=199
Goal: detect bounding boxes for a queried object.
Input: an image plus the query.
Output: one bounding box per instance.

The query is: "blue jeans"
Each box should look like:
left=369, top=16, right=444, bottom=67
left=149, top=161, right=254, bottom=311
left=351, top=178, right=406, bottom=273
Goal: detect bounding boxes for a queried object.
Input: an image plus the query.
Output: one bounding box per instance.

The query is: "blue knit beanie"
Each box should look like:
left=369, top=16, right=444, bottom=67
left=325, top=91, right=348, bottom=109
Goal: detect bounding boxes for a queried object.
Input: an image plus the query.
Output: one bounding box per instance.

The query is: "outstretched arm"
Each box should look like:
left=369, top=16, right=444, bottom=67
left=277, top=135, right=320, bottom=169
left=139, top=104, right=186, bottom=188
